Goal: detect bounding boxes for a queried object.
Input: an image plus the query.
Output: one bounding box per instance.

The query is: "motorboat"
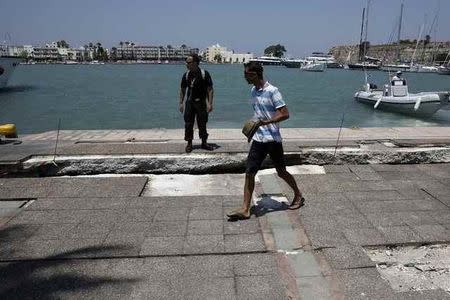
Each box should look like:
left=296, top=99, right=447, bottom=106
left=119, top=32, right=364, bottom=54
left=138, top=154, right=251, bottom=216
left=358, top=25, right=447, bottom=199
left=348, top=61, right=380, bottom=70
left=354, top=78, right=450, bottom=116
left=437, top=66, right=450, bottom=75
left=300, top=61, right=326, bottom=72
left=306, top=52, right=341, bottom=68
left=283, top=58, right=306, bottom=68
left=407, top=65, right=438, bottom=73
left=248, top=56, right=284, bottom=66
left=380, top=63, right=411, bottom=72
left=0, top=56, right=22, bottom=89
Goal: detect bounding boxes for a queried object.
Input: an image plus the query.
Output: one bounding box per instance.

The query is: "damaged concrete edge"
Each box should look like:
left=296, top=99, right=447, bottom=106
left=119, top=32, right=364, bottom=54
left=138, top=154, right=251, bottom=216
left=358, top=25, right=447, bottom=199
left=2, top=147, right=450, bottom=177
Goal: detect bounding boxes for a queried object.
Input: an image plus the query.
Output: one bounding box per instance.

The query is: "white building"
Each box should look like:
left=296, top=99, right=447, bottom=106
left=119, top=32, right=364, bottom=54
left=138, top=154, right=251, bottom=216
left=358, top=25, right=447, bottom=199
left=4, top=45, right=34, bottom=57
left=112, top=43, right=199, bottom=61
left=204, top=44, right=253, bottom=64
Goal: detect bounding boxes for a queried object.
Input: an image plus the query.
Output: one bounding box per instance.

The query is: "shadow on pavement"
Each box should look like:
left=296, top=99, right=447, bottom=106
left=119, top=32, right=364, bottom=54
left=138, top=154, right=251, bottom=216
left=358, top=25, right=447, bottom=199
left=252, top=194, right=290, bottom=217
left=0, top=225, right=141, bottom=299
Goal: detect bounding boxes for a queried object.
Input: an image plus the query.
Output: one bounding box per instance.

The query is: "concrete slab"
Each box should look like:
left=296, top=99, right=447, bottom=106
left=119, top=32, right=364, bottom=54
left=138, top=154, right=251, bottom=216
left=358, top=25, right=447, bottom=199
left=322, top=245, right=376, bottom=270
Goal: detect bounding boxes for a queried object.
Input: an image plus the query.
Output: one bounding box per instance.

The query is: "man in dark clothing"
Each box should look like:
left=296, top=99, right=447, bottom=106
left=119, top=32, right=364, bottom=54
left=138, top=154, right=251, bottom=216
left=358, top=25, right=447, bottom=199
left=179, top=54, right=214, bottom=153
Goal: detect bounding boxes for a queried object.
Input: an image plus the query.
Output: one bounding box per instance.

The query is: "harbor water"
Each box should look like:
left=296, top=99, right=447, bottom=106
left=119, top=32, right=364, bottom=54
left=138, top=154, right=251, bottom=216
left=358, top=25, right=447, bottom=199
left=1, top=64, right=449, bottom=134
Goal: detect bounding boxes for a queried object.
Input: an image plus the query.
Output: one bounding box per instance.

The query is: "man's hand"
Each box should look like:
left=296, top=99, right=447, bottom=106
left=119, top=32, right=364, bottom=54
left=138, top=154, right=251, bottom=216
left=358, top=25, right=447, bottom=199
left=179, top=103, right=184, bottom=113
left=207, top=103, right=213, bottom=113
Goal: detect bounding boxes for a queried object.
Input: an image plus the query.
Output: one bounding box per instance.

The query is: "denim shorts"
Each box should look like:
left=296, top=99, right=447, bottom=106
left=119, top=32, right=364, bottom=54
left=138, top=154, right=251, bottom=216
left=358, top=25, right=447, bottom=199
left=246, top=141, right=286, bottom=174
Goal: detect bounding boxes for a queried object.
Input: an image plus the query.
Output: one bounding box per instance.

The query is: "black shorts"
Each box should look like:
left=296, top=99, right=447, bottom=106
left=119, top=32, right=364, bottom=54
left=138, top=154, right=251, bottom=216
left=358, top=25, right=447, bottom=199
left=246, top=141, right=286, bottom=174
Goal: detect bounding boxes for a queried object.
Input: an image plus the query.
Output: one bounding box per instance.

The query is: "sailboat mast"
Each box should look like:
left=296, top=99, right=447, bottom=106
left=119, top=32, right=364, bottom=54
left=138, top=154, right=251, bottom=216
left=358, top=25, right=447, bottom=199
left=359, top=7, right=366, bottom=61
left=396, top=1, right=404, bottom=61
left=363, top=0, right=370, bottom=60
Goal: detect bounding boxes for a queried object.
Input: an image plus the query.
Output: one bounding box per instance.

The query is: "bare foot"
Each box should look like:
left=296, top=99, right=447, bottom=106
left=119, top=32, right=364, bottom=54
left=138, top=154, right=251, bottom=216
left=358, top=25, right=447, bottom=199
left=289, top=195, right=305, bottom=210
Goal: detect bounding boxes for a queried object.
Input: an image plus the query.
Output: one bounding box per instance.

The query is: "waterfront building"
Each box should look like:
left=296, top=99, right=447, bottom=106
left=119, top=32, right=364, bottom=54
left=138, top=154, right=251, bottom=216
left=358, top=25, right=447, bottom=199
left=203, top=44, right=253, bottom=64
left=112, top=43, right=199, bottom=61
left=4, top=45, right=34, bottom=57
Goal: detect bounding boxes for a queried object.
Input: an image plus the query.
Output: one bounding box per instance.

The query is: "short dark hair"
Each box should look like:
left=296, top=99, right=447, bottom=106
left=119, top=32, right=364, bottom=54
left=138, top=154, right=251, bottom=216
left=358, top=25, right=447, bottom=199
left=244, top=61, right=264, bottom=79
left=189, top=54, right=200, bottom=64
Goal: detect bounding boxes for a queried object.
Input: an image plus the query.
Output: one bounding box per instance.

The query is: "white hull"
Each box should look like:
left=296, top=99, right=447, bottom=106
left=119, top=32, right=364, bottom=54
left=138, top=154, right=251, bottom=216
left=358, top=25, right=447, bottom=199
left=300, top=63, right=326, bottom=72
left=0, top=57, right=22, bottom=89
left=354, top=90, right=450, bottom=116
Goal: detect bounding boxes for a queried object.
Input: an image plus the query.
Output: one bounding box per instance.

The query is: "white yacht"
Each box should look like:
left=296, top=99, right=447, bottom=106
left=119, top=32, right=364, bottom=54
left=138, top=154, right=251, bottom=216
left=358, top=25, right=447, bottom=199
left=300, top=61, right=326, bottom=72
left=306, top=52, right=340, bottom=68
left=248, top=56, right=284, bottom=66
left=0, top=56, right=22, bottom=89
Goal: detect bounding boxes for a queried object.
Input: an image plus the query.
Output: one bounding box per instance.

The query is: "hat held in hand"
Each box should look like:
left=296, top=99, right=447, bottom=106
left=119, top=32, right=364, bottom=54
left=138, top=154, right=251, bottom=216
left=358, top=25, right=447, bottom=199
left=242, top=119, right=262, bottom=142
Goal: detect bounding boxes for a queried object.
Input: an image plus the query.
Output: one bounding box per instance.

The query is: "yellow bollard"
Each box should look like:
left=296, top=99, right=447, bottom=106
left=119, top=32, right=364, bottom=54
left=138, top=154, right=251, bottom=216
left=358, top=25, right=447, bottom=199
left=0, top=124, right=18, bottom=138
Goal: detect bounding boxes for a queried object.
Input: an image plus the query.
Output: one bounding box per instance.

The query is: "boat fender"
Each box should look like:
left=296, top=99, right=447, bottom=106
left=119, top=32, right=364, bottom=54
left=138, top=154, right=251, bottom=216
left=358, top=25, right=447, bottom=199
left=414, top=97, right=422, bottom=111
left=374, top=97, right=382, bottom=109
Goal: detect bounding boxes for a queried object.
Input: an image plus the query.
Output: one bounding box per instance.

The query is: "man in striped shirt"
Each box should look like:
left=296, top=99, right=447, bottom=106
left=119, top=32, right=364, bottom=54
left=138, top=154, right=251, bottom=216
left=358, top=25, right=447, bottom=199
left=227, top=61, right=304, bottom=220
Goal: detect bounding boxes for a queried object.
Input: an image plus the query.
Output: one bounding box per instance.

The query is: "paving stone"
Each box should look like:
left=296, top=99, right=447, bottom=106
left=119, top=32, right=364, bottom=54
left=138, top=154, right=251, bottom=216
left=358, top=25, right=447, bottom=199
left=397, top=211, right=441, bottom=226
left=287, top=250, right=322, bottom=277
left=28, top=223, right=77, bottom=241
left=343, top=228, right=388, bottom=246
left=183, top=235, right=224, bottom=254
left=231, top=254, right=278, bottom=276
left=68, top=222, right=114, bottom=240
left=236, top=275, right=286, bottom=300
left=0, top=224, right=40, bottom=241
left=0, top=208, right=20, bottom=218
left=224, top=233, right=265, bottom=253
left=376, top=226, right=423, bottom=244
left=345, top=190, right=405, bottom=202
left=146, top=221, right=187, bottom=237
left=181, top=255, right=234, bottom=278
left=140, top=236, right=184, bottom=256
left=303, top=223, right=349, bottom=249
left=189, top=206, right=223, bottom=220
left=0, top=240, right=59, bottom=260
left=153, top=207, right=190, bottom=221
left=180, top=277, right=236, bottom=300
left=7, top=210, right=49, bottom=224
left=322, top=245, right=376, bottom=270
left=365, top=212, right=408, bottom=227
left=323, top=165, right=351, bottom=173
left=117, top=208, right=155, bottom=223
left=336, top=268, right=396, bottom=299
left=0, top=201, right=27, bottom=209
left=296, top=276, right=331, bottom=300
left=354, top=200, right=447, bottom=213
left=348, top=165, right=377, bottom=173
left=187, top=220, right=223, bottom=235
left=412, top=224, right=450, bottom=242
left=224, top=219, right=260, bottom=235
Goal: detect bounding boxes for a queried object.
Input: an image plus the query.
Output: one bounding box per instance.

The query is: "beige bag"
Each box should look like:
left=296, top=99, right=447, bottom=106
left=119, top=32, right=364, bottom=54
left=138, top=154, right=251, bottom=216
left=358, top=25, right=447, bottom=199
left=242, top=120, right=262, bottom=142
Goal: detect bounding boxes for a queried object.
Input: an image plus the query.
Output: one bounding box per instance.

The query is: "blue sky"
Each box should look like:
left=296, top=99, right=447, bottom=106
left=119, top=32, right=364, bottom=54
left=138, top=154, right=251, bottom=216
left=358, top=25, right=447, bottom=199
left=1, top=0, right=448, bottom=57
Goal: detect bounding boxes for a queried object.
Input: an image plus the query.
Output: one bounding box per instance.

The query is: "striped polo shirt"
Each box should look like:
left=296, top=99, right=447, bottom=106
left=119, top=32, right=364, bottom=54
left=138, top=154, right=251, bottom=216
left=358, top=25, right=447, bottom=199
left=249, top=82, right=286, bottom=143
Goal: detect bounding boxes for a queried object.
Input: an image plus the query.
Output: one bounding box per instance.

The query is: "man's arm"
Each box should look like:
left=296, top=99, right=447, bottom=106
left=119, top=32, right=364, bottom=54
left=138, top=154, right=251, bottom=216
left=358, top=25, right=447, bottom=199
left=179, top=87, right=186, bottom=113
left=206, top=86, right=214, bottom=112
left=260, top=106, right=289, bottom=125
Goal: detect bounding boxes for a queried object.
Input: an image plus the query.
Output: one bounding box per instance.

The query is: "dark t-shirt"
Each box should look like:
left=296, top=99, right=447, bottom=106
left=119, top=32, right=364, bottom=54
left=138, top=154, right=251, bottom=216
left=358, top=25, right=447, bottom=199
left=181, top=69, right=213, bottom=102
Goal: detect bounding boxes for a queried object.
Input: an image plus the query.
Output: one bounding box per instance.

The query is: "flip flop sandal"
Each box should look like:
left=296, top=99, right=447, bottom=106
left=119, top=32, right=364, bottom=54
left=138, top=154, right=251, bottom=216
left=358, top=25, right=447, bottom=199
left=289, top=197, right=305, bottom=210
left=227, top=210, right=250, bottom=220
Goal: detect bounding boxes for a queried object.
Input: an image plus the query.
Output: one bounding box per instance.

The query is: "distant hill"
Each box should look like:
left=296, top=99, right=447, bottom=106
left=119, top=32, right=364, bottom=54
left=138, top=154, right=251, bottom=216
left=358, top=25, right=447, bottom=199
left=330, top=41, right=450, bottom=65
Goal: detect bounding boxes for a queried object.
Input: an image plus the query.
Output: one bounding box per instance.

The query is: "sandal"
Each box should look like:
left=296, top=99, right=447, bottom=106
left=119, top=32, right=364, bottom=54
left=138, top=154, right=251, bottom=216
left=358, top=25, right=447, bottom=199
left=227, top=210, right=250, bottom=220
left=289, top=197, right=305, bottom=210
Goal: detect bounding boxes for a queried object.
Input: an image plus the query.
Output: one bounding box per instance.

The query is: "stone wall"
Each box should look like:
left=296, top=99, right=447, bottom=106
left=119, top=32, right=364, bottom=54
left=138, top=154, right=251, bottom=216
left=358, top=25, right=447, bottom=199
left=330, top=41, right=450, bottom=64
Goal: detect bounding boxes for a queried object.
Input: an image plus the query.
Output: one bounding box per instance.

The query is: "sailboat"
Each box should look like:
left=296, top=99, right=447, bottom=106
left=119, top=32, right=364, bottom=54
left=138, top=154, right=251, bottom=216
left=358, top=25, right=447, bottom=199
left=348, top=0, right=381, bottom=70
left=437, top=51, right=450, bottom=75
left=380, top=1, right=412, bottom=72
